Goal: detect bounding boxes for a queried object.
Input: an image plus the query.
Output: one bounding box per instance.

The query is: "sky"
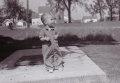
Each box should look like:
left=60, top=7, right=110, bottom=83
left=0, top=0, right=47, bottom=13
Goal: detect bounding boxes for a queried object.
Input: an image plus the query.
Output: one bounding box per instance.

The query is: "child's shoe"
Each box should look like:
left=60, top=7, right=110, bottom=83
left=58, top=67, right=63, bottom=71
left=47, top=69, right=54, bottom=73
left=55, top=65, right=64, bottom=71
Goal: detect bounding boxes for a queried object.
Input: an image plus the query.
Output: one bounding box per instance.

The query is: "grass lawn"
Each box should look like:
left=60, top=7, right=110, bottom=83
left=80, top=44, right=120, bottom=83
left=0, top=21, right=120, bottom=41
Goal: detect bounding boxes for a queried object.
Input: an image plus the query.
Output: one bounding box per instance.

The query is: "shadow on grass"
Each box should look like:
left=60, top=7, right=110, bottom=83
left=15, top=55, right=43, bottom=66
left=0, top=35, right=42, bottom=62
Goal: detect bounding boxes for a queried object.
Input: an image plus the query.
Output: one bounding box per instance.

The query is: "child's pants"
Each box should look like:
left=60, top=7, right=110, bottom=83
left=42, top=44, right=63, bottom=70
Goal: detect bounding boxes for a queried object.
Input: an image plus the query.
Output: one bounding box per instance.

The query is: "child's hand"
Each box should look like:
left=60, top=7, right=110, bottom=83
left=54, top=35, right=58, bottom=39
left=54, top=32, right=59, bottom=39
left=45, top=37, right=50, bottom=41
left=40, top=37, right=50, bottom=41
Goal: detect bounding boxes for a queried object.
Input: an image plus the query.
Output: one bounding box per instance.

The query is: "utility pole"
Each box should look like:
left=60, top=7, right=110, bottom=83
left=26, top=0, right=30, bottom=28
left=119, top=0, right=120, bottom=21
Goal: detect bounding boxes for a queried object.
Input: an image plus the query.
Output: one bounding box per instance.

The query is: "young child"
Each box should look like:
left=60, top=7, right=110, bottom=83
left=39, top=12, right=64, bottom=73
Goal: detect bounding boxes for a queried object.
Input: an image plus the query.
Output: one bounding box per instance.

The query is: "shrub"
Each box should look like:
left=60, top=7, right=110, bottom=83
left=58, top=34, right=80, bottom=46
left=58, top=33, right=116, bottom=46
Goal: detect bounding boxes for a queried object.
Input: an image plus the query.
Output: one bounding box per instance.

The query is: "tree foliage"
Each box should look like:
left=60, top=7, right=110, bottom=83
left=0, top=8, right=2, bottom=16
left=105, top=0, right=118, bottom=21
left=63, top=0, right=79, bottom=23
left=3, top=0, right=32, bottom=24
left=47, top=0, right=65, bottom=12
left=4, top=0, right=23, bottom=19
left=18, top=9, right=32, bottom=23
left=47, top=0, right=65, bottom=23
left=115, top=0, right=120, bottom=20
left=85, top=0, right=106, bottom=21
left=47, top=0, right=83, bottom=23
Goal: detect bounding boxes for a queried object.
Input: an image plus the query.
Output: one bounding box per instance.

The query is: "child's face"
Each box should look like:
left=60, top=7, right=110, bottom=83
left=46, top=15, right=56, bottom=26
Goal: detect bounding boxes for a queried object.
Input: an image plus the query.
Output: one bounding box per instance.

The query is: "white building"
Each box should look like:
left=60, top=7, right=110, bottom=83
left=31, top=12, right=43, bottom=25
left=2, top=19, right=13, bottom=27
left=82, top=16, right=98, bottom=23
left=16, top=20, right=27, bottom=27
left=32, top=18, right=42, bottom=25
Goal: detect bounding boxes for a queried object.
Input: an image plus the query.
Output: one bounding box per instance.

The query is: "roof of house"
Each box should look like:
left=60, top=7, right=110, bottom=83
left=17, top=20, right=26, bottom=23
left=2, top=19, right=13, bottom=23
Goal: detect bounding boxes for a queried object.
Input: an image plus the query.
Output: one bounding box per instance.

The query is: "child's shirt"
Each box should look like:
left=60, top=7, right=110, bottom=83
left=39, top=26, right=58, bottom=45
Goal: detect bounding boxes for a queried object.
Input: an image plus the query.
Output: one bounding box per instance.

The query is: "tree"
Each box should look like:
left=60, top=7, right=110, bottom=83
left=47, top=0, right=82, bottom=23
left=0, top=8, right=7, bottom=18
left=63, top=0, right=81, bottom=23
left=105, top=0, right=118, bottom=21
left=0, top=8, right=9, bottom=24
left=115, top=0, right=120, bottom=21
left=118, top=0, right=120, bottom=21
left=0, top=8, right=2, bottom=16
left=47, top=0, right=65, bottom=23
left=18, top=8, right=32, bottom=24
left=3, top=0, right=24, bottom=23
left=85, top=0, right=106, bottom=21
left=0, top=8, right=3, bottom=24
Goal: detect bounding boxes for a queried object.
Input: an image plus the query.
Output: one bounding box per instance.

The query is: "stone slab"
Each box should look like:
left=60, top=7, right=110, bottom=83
left=0, top=49, right=108, bottom=83
left=59, top=47, right=70, bottom=52
left=67, top=46, right=80, bottom=50
left=69, top=49, right=86, bottom=54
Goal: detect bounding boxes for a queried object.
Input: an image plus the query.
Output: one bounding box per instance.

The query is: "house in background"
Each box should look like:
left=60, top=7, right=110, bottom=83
left=82, top=16, right=99, bottom=23
left=16, top=20, right=27, bottom=27
left=32, top=11, right=42, bottom=25
left=15, top=20, right=27, bottom=29
left=2, top=19, right=27, bottom=28
left=2, top=19, right=13, bottom=27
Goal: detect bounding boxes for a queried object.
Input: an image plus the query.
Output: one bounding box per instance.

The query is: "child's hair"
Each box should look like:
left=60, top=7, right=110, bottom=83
left=41, top=12, right=53, bottom=25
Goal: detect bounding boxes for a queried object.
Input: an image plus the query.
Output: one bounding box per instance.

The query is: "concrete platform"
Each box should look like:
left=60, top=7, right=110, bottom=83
left=0, top=46, right=108, bottom=83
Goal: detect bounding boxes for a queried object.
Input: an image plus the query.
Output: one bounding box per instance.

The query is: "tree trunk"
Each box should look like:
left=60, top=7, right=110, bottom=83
left=99, top=10, right=103, bottom=21
left=110, top=6, right=113, bottom=21
left=12, top=18, right=15, bottom=25
left=68, top=8, right=71, bottom=23
left=99, top=6, right=103, bottom=21
left=27, top=0, right=30, bottom=28
left=68, top=0, right=72, bottom=23
left=56, top=9, right=64, bottom=23
left=99, top=5, right=103, bottom=21
left=98, top=0, right=103, bottom=21
left=119, top=2, right=120, bottom=21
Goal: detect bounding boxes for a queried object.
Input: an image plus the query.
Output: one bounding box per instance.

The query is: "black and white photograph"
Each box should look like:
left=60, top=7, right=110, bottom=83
left=0, top=0, right=120, bottom=83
